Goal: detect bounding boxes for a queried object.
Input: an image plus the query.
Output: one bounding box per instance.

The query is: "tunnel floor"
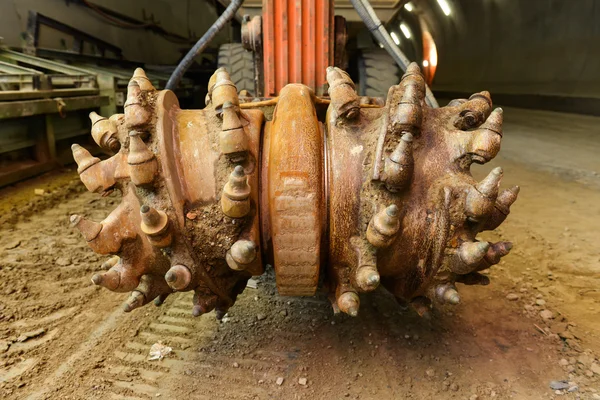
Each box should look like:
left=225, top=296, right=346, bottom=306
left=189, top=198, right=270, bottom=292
left=0, top=108, right=599, bottom=399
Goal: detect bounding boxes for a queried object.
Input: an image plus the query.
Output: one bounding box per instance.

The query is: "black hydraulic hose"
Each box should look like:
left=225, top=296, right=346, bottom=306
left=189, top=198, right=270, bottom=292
left=166, top=0, right=243, bottom=90
left=349, top=0, right=439, bottom=108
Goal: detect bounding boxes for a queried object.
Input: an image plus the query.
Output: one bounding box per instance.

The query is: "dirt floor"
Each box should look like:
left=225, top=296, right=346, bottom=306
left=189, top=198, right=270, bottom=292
left=1, top=108, right=600, bottom=399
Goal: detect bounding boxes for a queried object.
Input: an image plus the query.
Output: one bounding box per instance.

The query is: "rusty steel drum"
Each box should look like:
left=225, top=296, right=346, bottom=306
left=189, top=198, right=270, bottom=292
left=70, top=65, right=518, bottom=318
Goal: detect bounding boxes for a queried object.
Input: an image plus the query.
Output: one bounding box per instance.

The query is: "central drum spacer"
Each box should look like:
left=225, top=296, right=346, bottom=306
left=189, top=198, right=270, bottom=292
left=262, top=84, right=325, bottom=296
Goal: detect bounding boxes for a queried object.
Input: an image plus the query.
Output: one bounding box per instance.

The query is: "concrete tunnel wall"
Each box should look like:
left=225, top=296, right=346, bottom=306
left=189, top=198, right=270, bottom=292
left=427, top=0, right=600, bottom=114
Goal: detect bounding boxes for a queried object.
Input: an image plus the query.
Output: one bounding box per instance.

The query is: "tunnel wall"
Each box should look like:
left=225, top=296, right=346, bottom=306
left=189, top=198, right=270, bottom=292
left=428, top=0, right=600, bottom=115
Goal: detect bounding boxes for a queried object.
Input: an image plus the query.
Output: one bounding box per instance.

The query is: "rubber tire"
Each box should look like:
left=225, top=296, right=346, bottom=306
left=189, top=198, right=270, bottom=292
left=358, top=49, right=400, bottom=98
left=218, top=43, right=256, bottom=95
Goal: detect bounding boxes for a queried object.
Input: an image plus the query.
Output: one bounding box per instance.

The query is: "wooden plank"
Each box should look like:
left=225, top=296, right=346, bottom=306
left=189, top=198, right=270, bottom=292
left=0, top=161, right=55, bottom=188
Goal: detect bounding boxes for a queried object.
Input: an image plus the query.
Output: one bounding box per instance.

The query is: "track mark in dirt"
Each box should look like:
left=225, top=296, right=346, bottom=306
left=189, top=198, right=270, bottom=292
left=11, top=307, right=79, bottom=329
left=26, top=306, right=126, bottom=400
left=0, top=358, right=37, bottom=383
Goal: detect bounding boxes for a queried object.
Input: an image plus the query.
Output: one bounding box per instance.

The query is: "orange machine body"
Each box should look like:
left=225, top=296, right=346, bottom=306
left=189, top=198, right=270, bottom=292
left=262, top=0, right=335, bottom=96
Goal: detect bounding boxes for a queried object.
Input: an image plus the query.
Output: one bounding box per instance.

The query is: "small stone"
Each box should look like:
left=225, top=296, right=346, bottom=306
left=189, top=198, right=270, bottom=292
left=298, top=377, right=307, bottom=386
left=4, top=240, right=21, bottom=250
left=568, top=386, right=579, bottom=393
left=540, top=310, right=554, bottom=320
left=549, top=380, right=569, bottom=390
left=55, top=257, right=72, bottom=266
left=577, top=354, right=594, bottom=367
left=425, top=368, right=435, bottom=377
left=450, top=383, right=459, bottom=391
left=258, top=379, right=264, bottom=384
left=559, top=359, right=569, bottom=367
left=506, top=293, right=519, bottom=301
left=34, top=188, right=45, bottom=196
left=586, top=370, right=594, bottom=378
left=0, top=341, right=10, bottom=353
left=233, top=362, right=239, bottom=368
left=16, top=328, right=45, bottom=342
left=591, top=363, right=600, bottom=375
left=257, top=314, right=267, bottom=321
left=469, top=395, right=478, bottom=400
left=276, top=377, right=284, bottom=386
left=246, top=279, right=258, bottom=289
left=536, top=299, right=546, bottom=306
left=186, top=212, right=197, bottom=220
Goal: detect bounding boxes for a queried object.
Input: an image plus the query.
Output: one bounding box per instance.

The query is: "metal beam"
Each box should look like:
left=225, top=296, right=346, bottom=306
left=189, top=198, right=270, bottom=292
left=0, top=88, right=99, bottom=102
left=0, top=95, right=108, bottom=120
left=0, top=48, right=95, bottom=76
left=26, top=11, right=123, bottom=58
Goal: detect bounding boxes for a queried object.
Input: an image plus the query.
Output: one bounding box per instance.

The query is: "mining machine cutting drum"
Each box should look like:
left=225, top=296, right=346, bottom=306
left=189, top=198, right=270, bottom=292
left=70, top=65, right=518, bottom=319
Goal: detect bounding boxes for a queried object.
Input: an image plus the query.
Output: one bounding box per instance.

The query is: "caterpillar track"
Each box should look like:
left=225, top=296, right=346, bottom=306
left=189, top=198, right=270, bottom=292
left=70, top=64, right=518, bottom=320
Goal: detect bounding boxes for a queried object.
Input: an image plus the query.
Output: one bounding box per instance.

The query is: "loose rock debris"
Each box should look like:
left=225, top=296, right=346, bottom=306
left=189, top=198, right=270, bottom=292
left=148, top=342, right=172, bottom=361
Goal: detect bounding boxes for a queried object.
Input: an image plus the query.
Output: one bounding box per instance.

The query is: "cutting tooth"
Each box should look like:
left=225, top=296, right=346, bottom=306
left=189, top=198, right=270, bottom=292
left=326, top=66, right=360, bottom=119
left=458, top=241, right=490, bottom=265
left=383, top=133, right=414, bottom=192
left=435, top=284, right=460, bottom=305
left=497, top=185, right=520, bottom=213
left=226, top=240, right=257, bottom=271
left=140, top=205, right=172, bottom=247
left=215, top=308, right=227, bottom=320
left=465, top=185, right=494, bottom=223
left=70, top=214, right=102, bottom=242
left=221, top=165, right=251, bottom=218
left=89, top=111, right=106, bottom=126
left=209, top=68, right=239, bottom=114
left=100, top=256, right=120, bottom=270
left=128, top=132, right=158, bottom=186
left=392, top=62, right=425, bottom=135
left=450, top=241, right=490, bottom=274
left=479, top=107, right=503, bottom=136
left=132, top=68, right=156, bottom=91
left=366, top=205, right=400, bottom=248
left=154, top=293, right=170, bottom=307
left=125, top=80, right=141, bottom=107
left=477, top=241, right=513, bottom=271
left=355, top=266, right=380, bottom=292
left=220, top=101, right=249, bottom=154
left=476, top=167, right=503, bottom=199
left=337, top=291, right=360, bottom=317
left=123, top=291, right=145, bottom=312
left=192, top=292, right=218, bottom=317
left=467, top=91, right=493, bottom=120
left=71, top=144, right=100, bottom=174
left=124, top=80, right=151, bottom=127
left=91, top=269, right=121, bottom=290
left=165, top=264, right=192, bottom=291
left=481, top=185, right=520, bottom=231
left=89, top=112, right=120, bottom=153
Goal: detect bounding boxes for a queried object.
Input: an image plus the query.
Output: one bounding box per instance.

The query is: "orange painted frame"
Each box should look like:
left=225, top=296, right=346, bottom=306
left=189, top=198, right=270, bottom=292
left=262, top=0, right=335, bottom=97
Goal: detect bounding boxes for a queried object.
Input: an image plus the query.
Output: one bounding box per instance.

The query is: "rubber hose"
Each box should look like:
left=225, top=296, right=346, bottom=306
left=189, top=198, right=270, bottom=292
left=349, top=0, right=439, bottom=108
left=166, top=0, right=243, bottom=90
